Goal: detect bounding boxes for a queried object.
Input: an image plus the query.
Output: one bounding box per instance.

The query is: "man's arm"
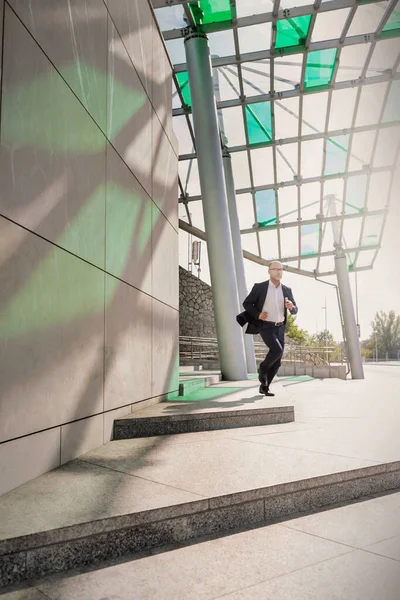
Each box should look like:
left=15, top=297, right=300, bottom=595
left=286, top=287, right=298, bottom=315
left=243, top=284, right=263, bottom=320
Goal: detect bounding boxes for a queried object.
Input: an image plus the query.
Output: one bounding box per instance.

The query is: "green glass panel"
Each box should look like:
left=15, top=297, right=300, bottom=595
left=383, top=79, right=400, bottom=122
left=176, top=71, right=191, bottom=107
left=245, top=102, right=272, bottom=146
left=189, top=1, right=232, bottom=25
left=255, top=189, right=277, bottom=227
left=276, top=15, right=311, bottom=50
left=304, top=49, right=337, bottom=88
left=301, top=223, right=319, bottom=256
left=347, top=253, right=356, bottom=271
left=382, top=2, right=400, bottom=32
left=345, top=175, right=367, bottom=214
left=324, top=134, right=349, bottom=176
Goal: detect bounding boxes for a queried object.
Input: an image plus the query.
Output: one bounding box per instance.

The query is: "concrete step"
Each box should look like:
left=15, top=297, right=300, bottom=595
left=178, top=373, right=222, bottom=396
left=114, top=380, right=294, bottom=439
left=1, top=459, right=400, bottom=587
left=15, top=491, right=400, bottom=600
left=113, top=405, right=295, bottom=439
left=2, top=369, right=400, bottom=588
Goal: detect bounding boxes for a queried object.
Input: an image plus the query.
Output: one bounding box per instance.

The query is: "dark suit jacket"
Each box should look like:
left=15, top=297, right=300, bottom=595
left=237, top=281, right=298, bottom=335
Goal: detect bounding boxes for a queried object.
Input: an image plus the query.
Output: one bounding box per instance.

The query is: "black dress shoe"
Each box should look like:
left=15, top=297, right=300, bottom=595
left=259, top=384, right=275, bottom=397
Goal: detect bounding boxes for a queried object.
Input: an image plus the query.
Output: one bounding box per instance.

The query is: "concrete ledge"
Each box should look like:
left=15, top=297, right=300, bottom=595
left=179, top=360, right=220, bottom=370
left=1, top=461, right=400, bottom=587
left=113, top=406, right=295, bottom=439
left=178, top=374, right=222, bottom=396
left=278, top=364, right=347, bottom=379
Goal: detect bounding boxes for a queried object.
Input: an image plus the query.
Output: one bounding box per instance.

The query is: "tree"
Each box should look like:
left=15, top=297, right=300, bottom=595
left=285, top=313, right=309, bottom=345
left=370, top=310, right=400, bottom=360
left=310, top=330, right=336, bottom=347
left=360, top=338, right=374, bottom=359
left=309, top=330, right=343, bottom=363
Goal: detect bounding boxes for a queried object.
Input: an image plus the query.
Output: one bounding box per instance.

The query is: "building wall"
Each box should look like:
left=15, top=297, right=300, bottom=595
left=179, top=267, right=216, bottom=338
left=0, top=0, right=179, bottom=495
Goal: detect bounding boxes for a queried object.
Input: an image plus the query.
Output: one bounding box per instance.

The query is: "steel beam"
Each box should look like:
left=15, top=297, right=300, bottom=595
left=178, top=120, right=400, bottom=160
left=239, top=208, right=387, bottom=235
left=160, top=0, right=382, bottom=39
left=180, top=165, right=394, bottom=201
left=173, top=30, right=400, bottom=72
left=173, top=71, right=400, bottom=115
left=178, top=219, right=378, bottom=272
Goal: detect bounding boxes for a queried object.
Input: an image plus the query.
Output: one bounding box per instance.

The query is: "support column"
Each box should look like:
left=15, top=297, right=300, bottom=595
left=335, top=252, right=364, bottom=379
left=184, top=32, right=247, bottom=380
left=223, top=150, right=257, bottom=374
left=327, top=196, right=364, bottom=379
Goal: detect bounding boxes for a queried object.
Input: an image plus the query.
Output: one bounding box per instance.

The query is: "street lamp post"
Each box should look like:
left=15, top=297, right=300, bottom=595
left=322, top=298, right=328, bottom=364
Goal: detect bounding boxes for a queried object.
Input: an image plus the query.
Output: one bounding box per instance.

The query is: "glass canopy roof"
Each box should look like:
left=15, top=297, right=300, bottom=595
left=153, top=0, right=400, bottom=277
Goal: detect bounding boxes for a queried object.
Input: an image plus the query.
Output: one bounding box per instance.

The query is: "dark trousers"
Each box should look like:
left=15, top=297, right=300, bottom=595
left=258, top=324, right=285, bottom=387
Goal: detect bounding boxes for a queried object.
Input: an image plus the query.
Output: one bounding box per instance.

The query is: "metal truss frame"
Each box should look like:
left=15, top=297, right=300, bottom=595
left=156, top=0, right=400, bottom=276
left=158, top=0, right=383, bottom=40
left=172, top=71, right=400, bottom=116
left=172, top=30, right=400, bottom=72
left=238, top=207, right=387, bottom=235
left=179, top=218, right=381, bottom=277
left=179, top=165, right=395, bottom=200
left=178, top=120, right=400, bottom=160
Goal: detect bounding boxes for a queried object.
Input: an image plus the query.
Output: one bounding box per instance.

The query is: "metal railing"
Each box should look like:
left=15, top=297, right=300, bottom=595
left=180, top=336, right=346, bottom=365
left=179, top=336, right=219, bottom=362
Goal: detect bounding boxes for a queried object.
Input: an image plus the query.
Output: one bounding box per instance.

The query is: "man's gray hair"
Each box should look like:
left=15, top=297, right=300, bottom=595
left=268, top=260, right=283, bottom=268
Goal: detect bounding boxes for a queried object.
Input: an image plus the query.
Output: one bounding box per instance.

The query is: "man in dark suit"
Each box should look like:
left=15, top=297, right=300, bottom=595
left=237, top=261, right=298, bottom=396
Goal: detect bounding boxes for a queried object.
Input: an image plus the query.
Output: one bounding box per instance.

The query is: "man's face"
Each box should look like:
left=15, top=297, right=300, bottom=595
left=269, top=263, right=283, bottom=281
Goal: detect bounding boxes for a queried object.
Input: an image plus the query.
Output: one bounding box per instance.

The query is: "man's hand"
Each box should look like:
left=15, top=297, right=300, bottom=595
left=285, top=297, right=294, bottom=311
left=259, top=311, right=268, bottom=321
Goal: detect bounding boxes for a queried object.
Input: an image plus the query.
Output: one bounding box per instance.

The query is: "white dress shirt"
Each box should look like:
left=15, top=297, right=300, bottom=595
left=262, top=282, right=285, bottom=323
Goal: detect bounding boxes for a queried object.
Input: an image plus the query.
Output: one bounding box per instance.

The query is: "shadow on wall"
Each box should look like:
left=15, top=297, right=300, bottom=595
left=0, top=0, right=179, bottom=490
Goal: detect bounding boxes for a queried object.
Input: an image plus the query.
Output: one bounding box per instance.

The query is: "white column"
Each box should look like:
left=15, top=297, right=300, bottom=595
left=184, top=32, right=247, bottom=380
left=223, top=150, right=257, bottom=373
left=327, top=195, right=364, bottom=379
left=335, top=251, right=364, bottom=379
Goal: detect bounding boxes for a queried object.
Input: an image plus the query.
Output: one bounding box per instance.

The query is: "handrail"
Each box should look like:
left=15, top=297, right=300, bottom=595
left=179, top=336, right=346, bottom=365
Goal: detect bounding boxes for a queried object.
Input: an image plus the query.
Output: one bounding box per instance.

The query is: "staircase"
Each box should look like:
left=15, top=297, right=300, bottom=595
left=1, top=370, right=400, bottom=588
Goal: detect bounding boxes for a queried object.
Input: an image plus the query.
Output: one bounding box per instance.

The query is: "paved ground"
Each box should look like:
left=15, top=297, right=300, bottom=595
left=3, top=489, right=400, bottom=599
left=1, top=365, right=400, bottom=598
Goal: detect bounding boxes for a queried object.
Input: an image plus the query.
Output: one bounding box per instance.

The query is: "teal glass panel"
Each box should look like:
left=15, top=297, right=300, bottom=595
left=383, top=79, right=400, bottom=122
left=382, top=2, right=400, bottom=32
left=255, top=189, right=277, bottom=227
left=276, top=15, right=312, bottom=50
left=304, top=49, right=337, bottom=88
left=324, top=135, right=349, bottom=176
left=189, top=1, right=232, bottom=25
left=301, top=223, right=319, bottom=256
left=347, top=253, right=357, bottom=271
left=245, top=102, right=272, bottom=146
left=176, top=71, right=191, bottom=107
